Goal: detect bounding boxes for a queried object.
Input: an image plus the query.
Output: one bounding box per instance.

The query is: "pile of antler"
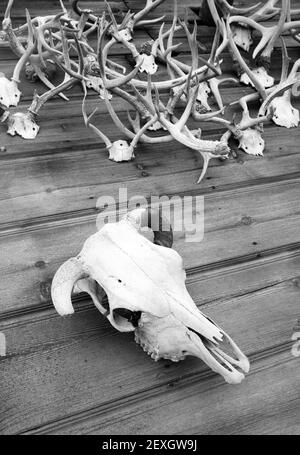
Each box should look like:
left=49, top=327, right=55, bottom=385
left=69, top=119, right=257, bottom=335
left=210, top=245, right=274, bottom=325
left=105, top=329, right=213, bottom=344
left=1, top=0, right=300, bottom=183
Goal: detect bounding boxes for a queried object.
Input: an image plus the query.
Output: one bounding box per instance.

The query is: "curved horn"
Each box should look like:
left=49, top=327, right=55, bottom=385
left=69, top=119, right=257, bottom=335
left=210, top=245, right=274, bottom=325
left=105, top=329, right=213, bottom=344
left=51, top=257, right=87, bottom=315
left=126, top=207, right=173, bottom=248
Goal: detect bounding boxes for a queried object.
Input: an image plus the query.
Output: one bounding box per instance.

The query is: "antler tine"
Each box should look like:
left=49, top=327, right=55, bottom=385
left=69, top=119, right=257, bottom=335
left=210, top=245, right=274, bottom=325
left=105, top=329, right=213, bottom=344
left=167, top=0, right=177, bottom=49
left=250, top=0, right=281, bottom=22
left=202, top=115, right=237, bottom=136
left=31, top=61, right=70, bottom=101
left=97, top=18, right=112, bottom=77
left=130, top=113, right=160, bottom=148
left=208, top=20, right=221, bottom=68
left=28, top=73, right=79, bottom=116
left=11, top=9, right=36, bottom=84
left=81, top=83, right=113, bottom=148
left=127, top=110, right=141, bottom=133
left=37, top=24, right=64, bottom=59
left=163, top=3, right=185, bottom=78
left=106, top=60, right=143, bottom=89
left=154, top=83, right=164, bottom=115
left=280, top=36, right=291, bottom=84
left=179, top=19, right=198, bottom=71
left=25, top=8, right=34, bottom=44
left=258, top=78, right=298, bottom=118
left=241, top=112, right=272, bottom=130
left=226, top=17, right=267, bottom=100
left=104, top=0, right=119, bottom=32
left=127, top=105, right=175, bottom=144
left=157, top=21, right=167, bottom=55
left=70, top=0, right=98, bottom=23
left=98, top=17, right=142, bottom=88
left=135, top=15, right=165, bottom=28
left=72, top=31, right=86, bottom=74
left=166, top=82, right=186, bottom=115
left=102, top=86, right=136, bottom=140
left=112, top=87, right=150, bottom=120
left=47, top=29, right=87, bottom=82
left=38, top=12, right=66, bottom=32
left=107, top=58, right=126, bottom=75
left=58, top=21, right=73, bottom=71
left=59, top=0, right=67, bottom=14
left=258, top=51, right=300, bottom=117
left=130, top=83, right=156, bottom=116
left=133, top=0, right=165, bottom=27
left=2, top=5, right=25, bottom=56
left=207, top=0, right=222, bottom=28
left=209, top=76, right=238, bottom=110
left=192, top=106, right=225, bottom=122
left=84, top=18, right=99, bottom=37
left=260, top=0, right=289, bottom=64
left=154, top=20, right=184, bottom=77
left=176, top=70, right=199, bottom=130
left=288, top=57, right=300, bottom=81
left=286, top=0, right=300, bottom=44
left=131, top=80, right=167, bottom=128
left=151, top=20, right=164, bottom=57
left=216, top=18, right=229, bottom=58
left=217, top=0, right=262, bottom=16
left=227, top=15, right=266, bottom=36
left=4, top=0, right=14, bottom=21
left=197, top=154, right=211, bottom=184
left=37, top=24, right=48, bottom=69
left=77, top=8, right=93, bottom=38
left=120, top=10, right=134, bottom=29
left=34, top=24, right=67, bottom=73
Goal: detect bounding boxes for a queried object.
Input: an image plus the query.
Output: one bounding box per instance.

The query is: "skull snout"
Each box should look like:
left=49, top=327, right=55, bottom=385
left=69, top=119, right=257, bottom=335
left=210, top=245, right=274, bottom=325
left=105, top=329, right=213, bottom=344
left=135, top=313, right=249, bottom=384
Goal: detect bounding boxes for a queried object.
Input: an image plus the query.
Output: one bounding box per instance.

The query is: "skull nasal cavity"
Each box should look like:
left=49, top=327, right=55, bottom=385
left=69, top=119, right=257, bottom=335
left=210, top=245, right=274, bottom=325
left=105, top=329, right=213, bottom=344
left=188, top=327, right=210, bottom=346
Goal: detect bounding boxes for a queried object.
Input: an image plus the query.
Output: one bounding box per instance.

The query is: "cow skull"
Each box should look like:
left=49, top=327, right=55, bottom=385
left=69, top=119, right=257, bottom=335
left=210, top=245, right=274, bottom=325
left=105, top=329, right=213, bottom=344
left=51, top=208, right=250, bottom=384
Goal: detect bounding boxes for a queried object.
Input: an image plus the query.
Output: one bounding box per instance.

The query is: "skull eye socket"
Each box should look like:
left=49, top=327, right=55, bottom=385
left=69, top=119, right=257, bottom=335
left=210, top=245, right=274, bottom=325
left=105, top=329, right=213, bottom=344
left=113, top=308, right=141, bottom=328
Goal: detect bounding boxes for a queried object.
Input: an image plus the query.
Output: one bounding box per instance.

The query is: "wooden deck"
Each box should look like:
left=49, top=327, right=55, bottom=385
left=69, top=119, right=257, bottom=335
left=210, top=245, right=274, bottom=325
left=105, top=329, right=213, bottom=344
left=0, top=0, right=300, bottom=435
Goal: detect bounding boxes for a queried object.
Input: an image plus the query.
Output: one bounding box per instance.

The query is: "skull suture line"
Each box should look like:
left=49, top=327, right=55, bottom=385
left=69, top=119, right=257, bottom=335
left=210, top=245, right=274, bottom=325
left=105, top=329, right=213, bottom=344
left=51, top=208, right=250, bottom=384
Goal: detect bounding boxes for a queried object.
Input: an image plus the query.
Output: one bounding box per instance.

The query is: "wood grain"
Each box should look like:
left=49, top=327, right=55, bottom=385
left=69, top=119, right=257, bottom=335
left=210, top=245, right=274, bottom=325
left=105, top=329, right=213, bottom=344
left=1, top=265, right=299, bottom=434
left=0, top=0, right=299, bottom=435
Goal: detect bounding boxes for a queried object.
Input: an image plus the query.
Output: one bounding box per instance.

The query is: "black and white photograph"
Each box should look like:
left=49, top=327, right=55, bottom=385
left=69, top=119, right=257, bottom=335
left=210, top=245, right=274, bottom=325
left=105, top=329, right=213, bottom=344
left=0, top=0, right=299, bottom=437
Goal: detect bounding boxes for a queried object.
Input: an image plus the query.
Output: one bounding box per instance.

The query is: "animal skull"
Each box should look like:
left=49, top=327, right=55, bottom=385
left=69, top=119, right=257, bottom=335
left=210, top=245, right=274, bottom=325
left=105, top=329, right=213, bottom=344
left=268, top=91, right=300, bottom=128
left=238, top=111, right=265, bottom=156
left=0, top=73, right=21, bottom=108
left=196, top=82, right=211, bottom=112
left=118, top=28, right=132, bottom=42
left=108, top=140, right=135, bottom=162
left=51, top=208, right=250, bottom=384
left=240, top=67, right=275, bottom=89
left=232, top=24, right=253, bottom=52
left=4, top=111, right=39, bottom=139
left=136, top=54, right=158, bottom=75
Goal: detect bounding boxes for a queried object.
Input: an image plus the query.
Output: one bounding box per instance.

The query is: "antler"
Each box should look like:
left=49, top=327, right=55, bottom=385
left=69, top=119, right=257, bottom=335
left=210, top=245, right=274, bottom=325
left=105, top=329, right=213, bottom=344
left=132, top=0, right=165, bottom=28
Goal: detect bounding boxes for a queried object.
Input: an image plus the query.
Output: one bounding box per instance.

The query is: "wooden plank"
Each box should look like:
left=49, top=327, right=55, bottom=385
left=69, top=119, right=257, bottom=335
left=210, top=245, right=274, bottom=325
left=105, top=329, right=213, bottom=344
left=2, top=81, right=300, bottom=156
left=0, top=1, right=127, bottom=19
left=35, top=351, right=299, bottom=435
left=0, top=178, right=300, bottom=316
left=0, top=56, right=133, bottom=101
left=0, top=114, right=300, bottom=226
left=0, top=264, right=299, bottom=434
left=1, top=0, right=299, bottom=436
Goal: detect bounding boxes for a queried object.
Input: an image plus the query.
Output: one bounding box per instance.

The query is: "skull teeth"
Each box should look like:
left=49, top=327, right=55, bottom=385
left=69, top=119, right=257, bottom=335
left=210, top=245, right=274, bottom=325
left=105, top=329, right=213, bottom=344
left=135, top=332, right=161, bottom=361
left=134, top=332, right=186, bottom=362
